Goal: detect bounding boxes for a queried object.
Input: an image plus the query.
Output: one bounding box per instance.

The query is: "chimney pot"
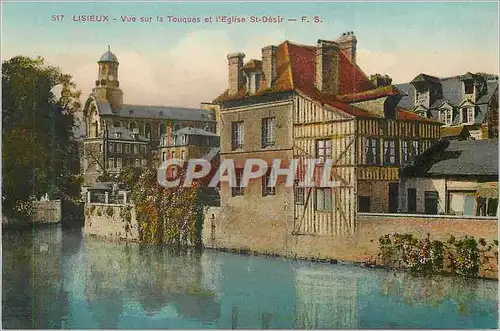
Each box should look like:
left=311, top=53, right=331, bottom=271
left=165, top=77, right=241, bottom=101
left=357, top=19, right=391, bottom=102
left=262, top=45, right=277, bottom=88
left=227, top=52, right=246, bottom=95
left=315, top=40, right=340, bottom=95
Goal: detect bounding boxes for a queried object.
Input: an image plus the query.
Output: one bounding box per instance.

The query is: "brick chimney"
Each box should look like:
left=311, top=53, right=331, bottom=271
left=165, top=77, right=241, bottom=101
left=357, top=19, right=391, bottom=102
left=370, top=74, right=393, bottom=88
left=337, top=31, right=357, bottom=63
left=262, top=45, right=277, bottom=89
left=227, top=52, right=246, bottom=95
left=315, top=40, right=340, bottom=95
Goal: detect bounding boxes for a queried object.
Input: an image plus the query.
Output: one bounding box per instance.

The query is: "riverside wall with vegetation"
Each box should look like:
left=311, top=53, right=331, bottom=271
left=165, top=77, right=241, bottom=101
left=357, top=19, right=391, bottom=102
left=203, top=212, right=498, bottom=279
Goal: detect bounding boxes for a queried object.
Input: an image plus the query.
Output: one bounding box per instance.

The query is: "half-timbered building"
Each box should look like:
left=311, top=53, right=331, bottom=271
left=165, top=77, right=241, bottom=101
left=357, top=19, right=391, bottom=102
left=212, top=32, right=442, bottom=239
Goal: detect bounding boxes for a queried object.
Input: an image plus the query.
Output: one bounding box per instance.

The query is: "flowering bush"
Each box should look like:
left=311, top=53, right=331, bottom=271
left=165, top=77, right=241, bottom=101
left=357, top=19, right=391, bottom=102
left=378, top=233, right=493, bottom=277
left=14, top=200, right=33, bottom=219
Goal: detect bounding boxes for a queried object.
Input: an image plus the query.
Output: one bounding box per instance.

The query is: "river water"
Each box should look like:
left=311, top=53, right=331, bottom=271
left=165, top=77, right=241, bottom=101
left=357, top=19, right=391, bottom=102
left=2, top=226, right=498, bottom=329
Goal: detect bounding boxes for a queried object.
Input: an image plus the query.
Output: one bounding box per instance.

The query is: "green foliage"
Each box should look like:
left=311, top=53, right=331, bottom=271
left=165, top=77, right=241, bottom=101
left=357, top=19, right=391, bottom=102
left=96, top=207, right=102, bottom=217
left=124, top=159, right=203, bottom=248
left=106, top=206, right=114, bottom=217
left=378, top=233, right=493, bottom=277
left=2, top=56, right=81, bottom=214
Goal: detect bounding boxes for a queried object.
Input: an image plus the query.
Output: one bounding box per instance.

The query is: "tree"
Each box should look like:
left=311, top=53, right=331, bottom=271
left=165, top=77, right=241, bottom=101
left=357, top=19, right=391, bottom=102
left=2, top=56, right=81, bottom=217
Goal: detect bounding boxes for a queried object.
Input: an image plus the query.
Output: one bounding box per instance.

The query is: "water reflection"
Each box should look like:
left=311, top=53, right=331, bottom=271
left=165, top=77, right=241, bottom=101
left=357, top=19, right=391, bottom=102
left=2, top=227, right=498, bottom=329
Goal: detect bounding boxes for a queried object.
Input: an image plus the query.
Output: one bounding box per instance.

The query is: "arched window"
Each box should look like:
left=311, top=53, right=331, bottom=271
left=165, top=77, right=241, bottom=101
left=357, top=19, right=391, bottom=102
left=129, top=122, right=137, bottom=131
left=114, top=121, right=122, bottom=128
left=159, top=123, right=166, bottom=136
left=145, top=123, right=151, bottom=139
left=173, top=123, right=181, bottom=132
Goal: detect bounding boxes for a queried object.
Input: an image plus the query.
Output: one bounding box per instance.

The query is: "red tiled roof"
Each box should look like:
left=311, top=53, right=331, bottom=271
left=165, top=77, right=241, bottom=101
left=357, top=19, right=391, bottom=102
left=396, top=107, right=441, bottom=123
left=337, top=85, right=403, bottom=103
left=214, top=40, right=436, bottom=123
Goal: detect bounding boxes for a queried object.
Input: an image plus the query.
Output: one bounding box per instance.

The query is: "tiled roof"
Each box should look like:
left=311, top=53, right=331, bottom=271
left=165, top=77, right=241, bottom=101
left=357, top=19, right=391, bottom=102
left=172, top=127, right=218, bottom=137
left=441, top=126, right=467, bottom=138
left=215, top=40, right=434, bottom=123
left=410, top=73, right=441, bottom=84
left=98, top=127, right=150, bottom=142
left=403, top=139, right=498, bottom=177
left=337, top=85, right=403, bottom=103
left=241, top=59, right=262, bottom=71
left=93, top=97, right=216, bottom=122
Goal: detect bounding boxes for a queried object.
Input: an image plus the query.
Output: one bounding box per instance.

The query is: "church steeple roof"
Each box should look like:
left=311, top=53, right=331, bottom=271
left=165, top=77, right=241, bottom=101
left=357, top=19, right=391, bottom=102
left=98, top=45, right=119, bottom=63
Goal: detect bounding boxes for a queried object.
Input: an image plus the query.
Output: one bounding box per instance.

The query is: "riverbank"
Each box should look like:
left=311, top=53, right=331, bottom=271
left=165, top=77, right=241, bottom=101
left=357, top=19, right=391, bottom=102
left=3, top=226, right=498, bottom=329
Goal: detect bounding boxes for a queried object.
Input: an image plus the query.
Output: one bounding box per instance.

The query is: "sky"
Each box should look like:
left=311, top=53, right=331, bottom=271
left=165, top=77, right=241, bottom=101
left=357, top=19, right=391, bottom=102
left=2, top=1, right=499, bottom=108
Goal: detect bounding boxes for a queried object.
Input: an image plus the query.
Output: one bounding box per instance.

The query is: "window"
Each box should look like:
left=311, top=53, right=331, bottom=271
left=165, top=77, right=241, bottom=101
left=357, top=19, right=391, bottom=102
left=162, top=152, right=167, bottom=162
left=464, top=81, right=474, bottom=94
left=141, top=145, right=146, bottom=154
left=439, top=109, right=453, bottom=125
left=410, top=140, right=420, bottom=157
left=262, top=171, right=276, bottom=197
left=142, top=159, right=147, bottom=167
left=461, top=107, right=475, bottom=124
left=125, top=144, right=130, bottom=153
left=108, top=158, right=114, bottom=168
left=407, top=188, right=417, bottom=213
left=129, top=122, right=137, bottom=131
left=365, top=138, right=380, bottom=165
left=181, top=151, right=186, bottom=160
left=316, top=139, right=332, bottom=163
left=113, top=143, right=118, bottom=153
left=315, top=188, right=332, bottom=211
left=117, top=158, right=122, bottom=169
left=134, top=145, right=139, bottom=154
left=145, top=123, right=151, bottom=139
left=231, top=122, right=244, bottom=150
left=135, top=159, right=140, bottom=167
left=159, top=123, right=167, bottom=137
left=114, top=132, right=122, bottom=138
left=487, top=198, right=498, bottom=216
left=99, top=144, right=103, bottom=152
left=424, top=191, right=439, bottom=214
left=117, top=143, right=122, bottom=153
left=171, top=151, right=175, bottom=159
left=255, top=73, right=261, bottom=92
left=383, top=139, right=398, bottom=165
left=113, top=121, right=121, bottom=128
left=358, top=196, right=370, bottom=212
left=401, top=140, right=409, bottom=164
left=261, top=117, right=276, bottom=148
left=294, top=187, right=304, bottom=205
left=231, top=169, right=244, bottom=197
left=108, top=143, right=113, bottom=152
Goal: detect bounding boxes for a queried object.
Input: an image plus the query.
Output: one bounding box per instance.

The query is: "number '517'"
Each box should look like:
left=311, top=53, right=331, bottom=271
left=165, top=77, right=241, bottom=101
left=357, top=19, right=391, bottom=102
left=52, top=15, right=64, bottom=22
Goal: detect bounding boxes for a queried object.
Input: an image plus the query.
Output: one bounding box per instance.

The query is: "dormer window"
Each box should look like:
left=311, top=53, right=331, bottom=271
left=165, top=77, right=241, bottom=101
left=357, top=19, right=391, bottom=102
left=464, top=81, right=474, bottom=95
left=439, top=108, right=453, bottom=126
left=461, top=107, right=475, bottom=124
left=415, top=89, right=429, bottom=107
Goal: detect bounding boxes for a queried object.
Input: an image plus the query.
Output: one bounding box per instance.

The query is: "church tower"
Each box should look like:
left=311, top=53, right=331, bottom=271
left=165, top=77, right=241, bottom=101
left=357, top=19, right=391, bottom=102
left=92, top=45, right=123, bottom=111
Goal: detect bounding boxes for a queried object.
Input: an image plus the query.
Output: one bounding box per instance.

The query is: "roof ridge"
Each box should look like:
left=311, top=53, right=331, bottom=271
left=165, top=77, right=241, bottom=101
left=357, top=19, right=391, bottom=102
left=122, top=103, right=203, bottom=110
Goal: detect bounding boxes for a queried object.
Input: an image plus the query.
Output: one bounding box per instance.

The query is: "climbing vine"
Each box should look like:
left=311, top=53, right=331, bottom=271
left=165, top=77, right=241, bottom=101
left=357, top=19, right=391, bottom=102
left=120, top=161, right=204, bottom=248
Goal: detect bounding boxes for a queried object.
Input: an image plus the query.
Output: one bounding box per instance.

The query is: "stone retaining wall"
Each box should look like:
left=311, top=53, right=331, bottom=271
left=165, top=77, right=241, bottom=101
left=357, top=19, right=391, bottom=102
left=203, top=211, right=498, bottom=278
left=84, top=203, right=139, bottom=241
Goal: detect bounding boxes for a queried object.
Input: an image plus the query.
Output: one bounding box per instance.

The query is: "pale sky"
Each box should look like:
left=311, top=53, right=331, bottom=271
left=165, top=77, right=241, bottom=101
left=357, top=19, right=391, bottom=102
left=2, top=1, right=499, bottom=108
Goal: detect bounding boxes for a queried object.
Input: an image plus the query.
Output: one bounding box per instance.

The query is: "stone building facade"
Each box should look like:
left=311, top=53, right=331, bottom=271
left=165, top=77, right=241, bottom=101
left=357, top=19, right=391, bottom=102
left=81, top=47, right=217, bottom=185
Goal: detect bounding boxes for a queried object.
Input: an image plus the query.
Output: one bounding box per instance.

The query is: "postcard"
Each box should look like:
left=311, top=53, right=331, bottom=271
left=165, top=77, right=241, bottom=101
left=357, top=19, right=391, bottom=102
left=1, top=0, right=499, bottom=329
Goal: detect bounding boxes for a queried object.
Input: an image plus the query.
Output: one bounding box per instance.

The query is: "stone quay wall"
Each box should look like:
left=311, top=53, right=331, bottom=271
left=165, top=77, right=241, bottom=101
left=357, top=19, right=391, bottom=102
left=203, top=211, right=498, bottom=278
left=84, top=203, right=139, bottom=242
